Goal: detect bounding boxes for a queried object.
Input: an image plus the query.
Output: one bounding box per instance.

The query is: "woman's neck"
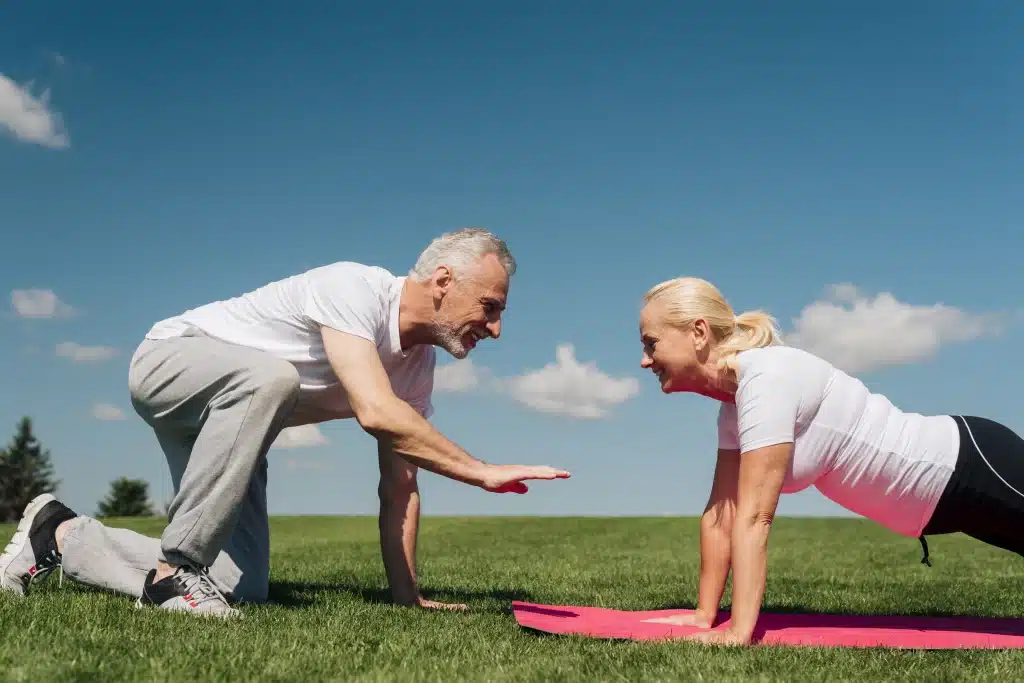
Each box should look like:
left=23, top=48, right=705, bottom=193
left=697, top=348, right=739, bottom=403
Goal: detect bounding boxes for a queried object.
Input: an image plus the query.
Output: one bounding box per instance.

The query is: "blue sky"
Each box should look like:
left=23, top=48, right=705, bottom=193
left=2, top=2, right=1023, bottom=523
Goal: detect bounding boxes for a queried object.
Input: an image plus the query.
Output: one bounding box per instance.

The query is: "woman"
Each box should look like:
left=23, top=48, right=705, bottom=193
left=638, top=276, right=1024, bottom=646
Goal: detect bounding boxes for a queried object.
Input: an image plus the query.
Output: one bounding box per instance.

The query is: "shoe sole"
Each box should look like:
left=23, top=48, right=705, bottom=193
left=134, top=597, right=243, bottom=619
left=0, top=493, right=57, bottom=596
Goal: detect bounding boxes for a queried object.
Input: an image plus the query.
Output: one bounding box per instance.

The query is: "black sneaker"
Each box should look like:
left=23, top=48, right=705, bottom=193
left=0, top=494, right=78, bottom=596
left=136, top=564, right=241, bottom=618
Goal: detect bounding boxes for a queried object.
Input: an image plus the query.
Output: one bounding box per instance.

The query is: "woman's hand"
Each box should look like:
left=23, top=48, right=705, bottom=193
left=643, top=608, right=715, bottom=629
left=685, top=628, right=750, bottom=647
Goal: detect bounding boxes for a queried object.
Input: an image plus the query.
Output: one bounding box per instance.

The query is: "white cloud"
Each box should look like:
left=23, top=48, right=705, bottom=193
left=272, top=424, right=328, bottom=449
left=432, top=345, right=640, bottom=419
left=91, top=403, right=126, bottom=421
left=434, top=359, right=489, bottom=392
left=787, top=284, right=1006, bottom=374
left=501, top=344, right=640, bottom=419
left=56, top=342, right=118, bottom=362
left=0, top=73, right=69, bottom=149
left=11, top=289, right=74, bottom=319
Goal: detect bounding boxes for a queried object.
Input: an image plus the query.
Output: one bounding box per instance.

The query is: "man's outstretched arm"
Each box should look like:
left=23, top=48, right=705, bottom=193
left=321, top=326, right=570, bottom=491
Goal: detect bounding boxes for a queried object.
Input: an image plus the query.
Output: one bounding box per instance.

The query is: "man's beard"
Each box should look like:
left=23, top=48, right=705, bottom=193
left=430, top=317, right=471, bottom=359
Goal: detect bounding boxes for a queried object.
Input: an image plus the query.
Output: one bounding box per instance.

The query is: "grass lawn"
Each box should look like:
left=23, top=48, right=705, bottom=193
left=3, top=515, right=1024, bottom=681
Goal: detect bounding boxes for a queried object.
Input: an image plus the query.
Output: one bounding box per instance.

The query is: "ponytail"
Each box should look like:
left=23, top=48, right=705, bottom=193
left=716, top=310, right=782, bottom=371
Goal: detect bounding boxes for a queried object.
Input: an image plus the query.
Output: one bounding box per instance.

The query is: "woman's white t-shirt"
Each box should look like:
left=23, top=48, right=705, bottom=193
left=717, top=346, right=959, bottom=537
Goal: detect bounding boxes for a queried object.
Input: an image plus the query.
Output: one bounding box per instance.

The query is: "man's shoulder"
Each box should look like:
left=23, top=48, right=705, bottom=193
left=301, top=261, right=397, bottom=288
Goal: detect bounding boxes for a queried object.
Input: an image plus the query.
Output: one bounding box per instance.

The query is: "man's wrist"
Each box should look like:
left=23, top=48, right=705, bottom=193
left=390, top=586, right=420, bottom=606
left=466, top=461, right=492, bottom=489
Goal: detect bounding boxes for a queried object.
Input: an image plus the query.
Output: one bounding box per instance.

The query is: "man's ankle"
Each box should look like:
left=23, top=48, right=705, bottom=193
left=54, top=520, right=72, bottom=554
left=153, top=560, right=179, bottom=583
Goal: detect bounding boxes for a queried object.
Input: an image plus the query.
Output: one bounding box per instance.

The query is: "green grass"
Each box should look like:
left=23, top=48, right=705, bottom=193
left=3, top=516, right=1024, bottom=681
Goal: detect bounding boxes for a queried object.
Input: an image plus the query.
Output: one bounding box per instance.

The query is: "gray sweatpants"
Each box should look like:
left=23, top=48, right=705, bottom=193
left=60, top=329, right=301, bottom=603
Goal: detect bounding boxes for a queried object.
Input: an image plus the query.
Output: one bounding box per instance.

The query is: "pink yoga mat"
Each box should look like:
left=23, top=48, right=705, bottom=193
left=512, top=601, right=1024, bottom=649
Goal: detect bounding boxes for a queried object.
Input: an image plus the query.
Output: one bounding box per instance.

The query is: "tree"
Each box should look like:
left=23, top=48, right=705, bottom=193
left=0, top=417, right=59, bottom=523
left=97, top=477, right=155, bottom=518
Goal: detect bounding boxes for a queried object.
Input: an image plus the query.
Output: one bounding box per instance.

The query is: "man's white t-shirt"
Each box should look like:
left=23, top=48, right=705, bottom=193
left=717, top=346, right=959, bottom=538
left=145, top=262, right=436, bottom=426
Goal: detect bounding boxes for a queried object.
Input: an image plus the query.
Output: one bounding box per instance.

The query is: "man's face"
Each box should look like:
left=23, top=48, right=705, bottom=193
left=430, top=252, right=509, bottom=359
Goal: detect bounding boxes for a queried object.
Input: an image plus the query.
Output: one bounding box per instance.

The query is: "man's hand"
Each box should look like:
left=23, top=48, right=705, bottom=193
left=479, top=464, right=572, bottom=493
left=416, top=597, right=468, bottom=611
left=321, top=326, right=571, bottom=489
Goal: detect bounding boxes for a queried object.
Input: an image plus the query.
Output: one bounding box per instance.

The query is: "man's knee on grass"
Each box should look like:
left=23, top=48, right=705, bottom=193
left=230, top=579, right=269, bottom=604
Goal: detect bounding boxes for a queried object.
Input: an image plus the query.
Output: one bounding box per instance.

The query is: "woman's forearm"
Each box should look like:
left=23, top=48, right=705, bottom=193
left=696, top=513, right=733, bottom=622
left=727, top=517, right=772, bottom=641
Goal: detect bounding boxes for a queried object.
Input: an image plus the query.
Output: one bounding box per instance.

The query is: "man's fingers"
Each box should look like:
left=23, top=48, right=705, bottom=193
left=520, top=466, right=571, bottom=481
left=421, top=600, right=469, bottom=612
left=482, top=465, right=571, bottom=493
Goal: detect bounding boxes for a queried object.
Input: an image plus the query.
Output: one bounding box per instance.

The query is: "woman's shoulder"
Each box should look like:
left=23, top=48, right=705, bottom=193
left=733, top=345, right=838, bottom=401
left=735, top=344, right=833, bottom=375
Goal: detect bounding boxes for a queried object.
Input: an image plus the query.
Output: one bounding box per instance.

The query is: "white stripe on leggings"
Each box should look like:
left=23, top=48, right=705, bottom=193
left=957, top=414, right=1024, bottom=502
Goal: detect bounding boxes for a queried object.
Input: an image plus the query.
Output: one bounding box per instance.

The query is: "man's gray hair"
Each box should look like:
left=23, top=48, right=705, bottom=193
left=409, top=228, right=517, bottom=282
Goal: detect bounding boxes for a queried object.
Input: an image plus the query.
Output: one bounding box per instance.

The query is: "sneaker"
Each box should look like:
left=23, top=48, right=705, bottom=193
left=0, top=493, right=78, bottom=596
left=136, top=564, right=241, bottom=618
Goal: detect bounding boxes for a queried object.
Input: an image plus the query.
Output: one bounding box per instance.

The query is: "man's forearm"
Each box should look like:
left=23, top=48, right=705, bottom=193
left=378, top=483, right=420, bottom=605
left=696, top=514, right=732, bottom=621
left=363, top=397, right=487, bottom=487
left=728, top=517, right=772, bottom=641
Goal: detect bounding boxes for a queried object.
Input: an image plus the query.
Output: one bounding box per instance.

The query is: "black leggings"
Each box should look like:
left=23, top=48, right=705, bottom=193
left=920, top=415, right=1024, bottom=564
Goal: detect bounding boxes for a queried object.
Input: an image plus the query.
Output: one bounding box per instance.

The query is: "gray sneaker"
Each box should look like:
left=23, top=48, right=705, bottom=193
left=0, top=493, right=78, bottom=596
left=136, top=564, right=241, bottom=618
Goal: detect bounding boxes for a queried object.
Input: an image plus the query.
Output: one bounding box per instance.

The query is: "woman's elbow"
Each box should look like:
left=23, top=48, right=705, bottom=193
left=738, top=509, right=775, bottom=534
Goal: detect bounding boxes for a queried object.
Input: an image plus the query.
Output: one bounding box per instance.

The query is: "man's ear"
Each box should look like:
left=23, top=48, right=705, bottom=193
left=433, top=265, right=453, bottom=289
left=432, top=266, right=453, bottom=307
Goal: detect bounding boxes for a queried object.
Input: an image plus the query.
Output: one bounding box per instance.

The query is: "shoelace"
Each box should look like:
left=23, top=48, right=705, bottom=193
left=31, top=547, right=64, bottom=587
left=176, top=564, right=231, bottom=609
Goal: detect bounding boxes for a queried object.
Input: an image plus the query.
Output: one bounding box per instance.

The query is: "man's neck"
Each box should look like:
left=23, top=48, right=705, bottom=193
left=397, top=277, right=434, bottom=351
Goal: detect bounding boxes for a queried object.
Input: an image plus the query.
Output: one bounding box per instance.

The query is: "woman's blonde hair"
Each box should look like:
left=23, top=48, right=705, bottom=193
left=643, top=277, right=782, bottom=371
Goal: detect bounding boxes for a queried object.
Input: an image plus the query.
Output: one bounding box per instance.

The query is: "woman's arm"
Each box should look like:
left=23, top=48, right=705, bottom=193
left=695, top=448, right=741, bottom=625
left=646, top=448, right=740, bottom=628
left=689, top=441, right=791, bottom=645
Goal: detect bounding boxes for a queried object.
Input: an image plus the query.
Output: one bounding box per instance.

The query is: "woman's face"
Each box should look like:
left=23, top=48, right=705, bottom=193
left=639, top=300, right=707, bottom=394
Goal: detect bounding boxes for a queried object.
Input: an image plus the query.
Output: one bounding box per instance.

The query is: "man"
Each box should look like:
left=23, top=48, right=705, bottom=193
left=0, top=228, right=570, bottom=617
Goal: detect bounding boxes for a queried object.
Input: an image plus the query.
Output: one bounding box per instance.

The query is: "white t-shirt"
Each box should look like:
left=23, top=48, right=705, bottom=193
left=717, top=345, right=959, bottom=538
left=145, top=262, right=436, bottom=426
